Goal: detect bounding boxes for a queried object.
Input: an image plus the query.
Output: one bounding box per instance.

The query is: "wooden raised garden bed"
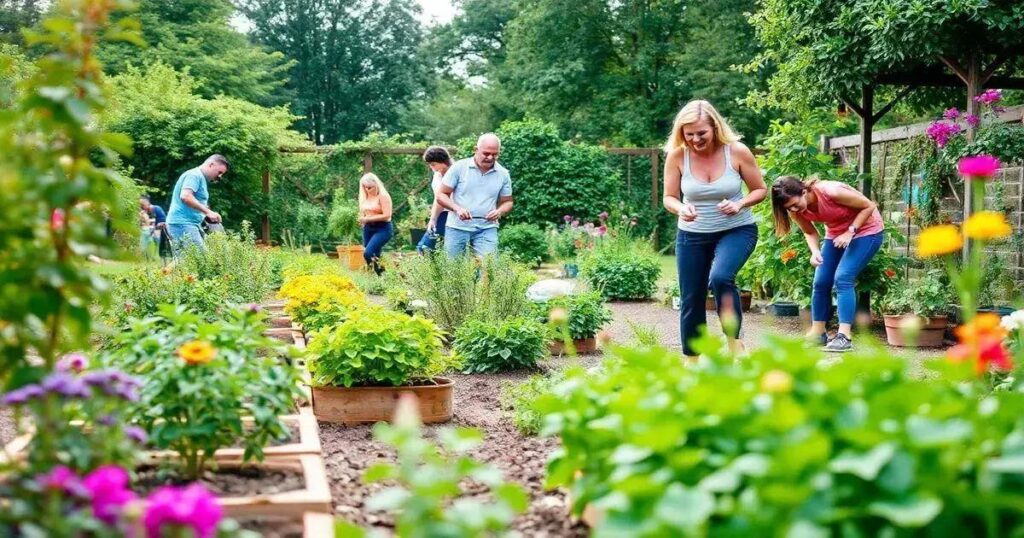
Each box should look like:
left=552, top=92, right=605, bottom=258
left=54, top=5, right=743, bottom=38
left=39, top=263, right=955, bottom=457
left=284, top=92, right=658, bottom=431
left=309, top=377, right=454, bottom=425
left=303, top=512, right=336, bottom=538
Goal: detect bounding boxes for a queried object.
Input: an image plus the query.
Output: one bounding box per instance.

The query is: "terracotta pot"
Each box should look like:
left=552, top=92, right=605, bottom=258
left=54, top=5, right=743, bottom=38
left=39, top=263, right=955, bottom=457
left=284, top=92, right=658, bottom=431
left=883, top=314, right=948, bottom=347
left=310, top=378, right=453, bottom=425
left=549, top=337, right=599, bottom=355
left=335, top=244, right=365, bottom=271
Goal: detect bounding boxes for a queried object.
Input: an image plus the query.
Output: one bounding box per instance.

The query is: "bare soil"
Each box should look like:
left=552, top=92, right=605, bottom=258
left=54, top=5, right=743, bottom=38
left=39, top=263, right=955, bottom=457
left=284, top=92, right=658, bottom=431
left=135, top=465, right=306, bottom=497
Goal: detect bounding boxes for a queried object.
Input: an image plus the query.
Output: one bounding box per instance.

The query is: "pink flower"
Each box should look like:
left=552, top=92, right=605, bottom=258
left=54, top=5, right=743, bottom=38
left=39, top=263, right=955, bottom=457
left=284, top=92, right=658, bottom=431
left=143, top=484, right=222, bottom=538
left=563, top=215, right=572, bottom=223
left=246, top=303, right=261, bottom=314
left=596, top=225, right=607, bottom=236
left=570, top=220, right=579, bottom=228
left=36, top=466, right=83, bottom=495
left=943, top=108, right=960, bottom=120
left=925, top=121, right=961, bottom=148
left=974, top=89, right=1002, bottom=106
left=965, top=114, right=980, bottom=128
left=958, top=155, right=1001, bottom=179
left=50, top=208, right=65, bottom=231
left=598, top=211, right=609, bottom=221
left=83, top=465, right=137, bottom=525
left=57, top=353, right=88, bottom=373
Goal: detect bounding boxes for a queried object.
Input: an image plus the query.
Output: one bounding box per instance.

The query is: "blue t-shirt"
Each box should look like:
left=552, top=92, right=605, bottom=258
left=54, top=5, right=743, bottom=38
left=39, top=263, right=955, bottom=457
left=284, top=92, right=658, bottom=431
left=166, top=168, right=209, bottom=226
left=441, top=158, right=512, bottom=232
left=150, top=204, right=166, bottom=225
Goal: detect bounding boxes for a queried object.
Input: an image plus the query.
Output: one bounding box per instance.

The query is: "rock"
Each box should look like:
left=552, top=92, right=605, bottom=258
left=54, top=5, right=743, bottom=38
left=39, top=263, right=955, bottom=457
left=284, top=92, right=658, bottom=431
left=527, top=279, right=577, bottom=302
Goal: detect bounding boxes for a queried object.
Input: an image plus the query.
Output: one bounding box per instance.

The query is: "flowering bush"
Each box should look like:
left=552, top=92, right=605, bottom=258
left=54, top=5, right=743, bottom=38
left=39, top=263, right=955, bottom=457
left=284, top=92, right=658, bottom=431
left=278, top=273, right=359, bottom=327
left=549, top=214, right=606, bottom=260
left=101, top=305, right=302, bottom=479
left=106, top=267, right=232, bottom=331
left=879, top=269, right=953, bottom=318
left=306, top=305, right=445, bottom=387
left=540, top=334, right=1024, bottom=535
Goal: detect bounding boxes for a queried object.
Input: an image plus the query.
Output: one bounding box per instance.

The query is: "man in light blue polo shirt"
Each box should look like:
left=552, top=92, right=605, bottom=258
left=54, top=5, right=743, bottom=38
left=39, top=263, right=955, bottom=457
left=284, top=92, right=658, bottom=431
left=436, top=133, right=513, bottom=257
left=165, top=154, right=229, bottom=254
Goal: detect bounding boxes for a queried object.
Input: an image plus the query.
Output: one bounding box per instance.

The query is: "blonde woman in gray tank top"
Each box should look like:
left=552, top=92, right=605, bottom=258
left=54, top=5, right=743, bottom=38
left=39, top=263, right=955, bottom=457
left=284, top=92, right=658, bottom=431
left=662, top=100, right=767, bottom=358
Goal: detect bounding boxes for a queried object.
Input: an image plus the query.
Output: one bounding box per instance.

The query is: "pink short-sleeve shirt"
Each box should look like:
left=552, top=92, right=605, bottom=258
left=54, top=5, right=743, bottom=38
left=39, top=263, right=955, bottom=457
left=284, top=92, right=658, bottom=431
left=798, top=181, right=883, bottom=239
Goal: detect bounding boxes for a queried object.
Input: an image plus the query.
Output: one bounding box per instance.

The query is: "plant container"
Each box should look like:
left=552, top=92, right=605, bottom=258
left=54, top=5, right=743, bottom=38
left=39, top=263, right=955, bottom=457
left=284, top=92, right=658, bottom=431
left=309, top=377, right=453, bottom=425
left=410, top=228, right=426, bottom=248
left=770, top=302, right=800, bottom=317
left=671, top=296, right=681, bottom=310
left=883, top=314, right=948, bottom=347
left=549, top=337, right=599, bottom=355
left=335, top=244, right=365, bottom=271
left=563, top=263, right=579, bottom=278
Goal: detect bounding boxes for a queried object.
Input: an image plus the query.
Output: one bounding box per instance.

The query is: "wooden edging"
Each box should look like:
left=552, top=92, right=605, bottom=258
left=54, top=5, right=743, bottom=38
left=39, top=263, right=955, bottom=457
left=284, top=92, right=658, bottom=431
left=303, top=512, right=336, bottom=538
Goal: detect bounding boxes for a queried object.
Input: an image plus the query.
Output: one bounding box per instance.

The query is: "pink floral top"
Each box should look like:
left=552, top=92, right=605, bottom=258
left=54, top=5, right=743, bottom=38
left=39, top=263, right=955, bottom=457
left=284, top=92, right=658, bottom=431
left=798, top=181, right=883, bottom=239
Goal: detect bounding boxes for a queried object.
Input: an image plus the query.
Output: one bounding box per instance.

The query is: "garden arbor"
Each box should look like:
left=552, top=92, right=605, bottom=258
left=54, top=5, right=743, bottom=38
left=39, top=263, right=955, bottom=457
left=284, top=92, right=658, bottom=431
left=750, top=0, right=1024, bottom=255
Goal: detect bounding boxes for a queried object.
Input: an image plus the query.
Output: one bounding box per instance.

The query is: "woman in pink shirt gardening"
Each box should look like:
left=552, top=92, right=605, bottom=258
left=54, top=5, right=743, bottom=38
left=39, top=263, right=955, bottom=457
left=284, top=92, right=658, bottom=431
left=771, top=177, right=884, bottom=352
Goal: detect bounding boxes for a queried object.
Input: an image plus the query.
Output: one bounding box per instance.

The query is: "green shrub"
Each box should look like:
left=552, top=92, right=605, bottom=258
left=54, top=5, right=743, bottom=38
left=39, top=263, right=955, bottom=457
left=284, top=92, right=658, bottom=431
left=880, top=268, right=954, bottom=317
left=327, top=193, right=361, bottom=244
left=580, top=249, right=660, bottom=300
left=307, top=306, right=444, bottom=387
left=540, top=335, right=1024, bottom=535
left=454, top=317, right=548, bottom=374
left=177, top=222, right=275, bottom=303
left=499, top=223, right=549, bottom=267
left=536, top=291, right=613, bottom=340
left=107, top=268, right=231, bottom=331
left=280, top=252, right=343, bottom=281
left=499, top=371, right=567, bottom=435
left=101, top=305, right=302, bottom=479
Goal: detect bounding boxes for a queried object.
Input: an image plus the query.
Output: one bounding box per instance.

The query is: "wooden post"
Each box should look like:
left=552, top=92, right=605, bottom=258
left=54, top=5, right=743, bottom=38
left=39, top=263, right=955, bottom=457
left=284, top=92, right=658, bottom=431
left=261, top=169, right=271, bottom=245
left=858, top=85, right=875, bottom=199
left=650, top=150, right=660, bottom=209
left=362, top=152, right=373, bottom=174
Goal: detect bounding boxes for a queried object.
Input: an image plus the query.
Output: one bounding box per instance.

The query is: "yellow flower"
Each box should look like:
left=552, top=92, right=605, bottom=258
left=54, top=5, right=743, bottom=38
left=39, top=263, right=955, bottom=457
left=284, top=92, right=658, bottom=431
left=760, top=370, right=793, bottom=394
left=178, top=340, right=216, bottom=365
left=916, top=224, right=963, bottom=257
left=963, top=211, right=1011, bottom=241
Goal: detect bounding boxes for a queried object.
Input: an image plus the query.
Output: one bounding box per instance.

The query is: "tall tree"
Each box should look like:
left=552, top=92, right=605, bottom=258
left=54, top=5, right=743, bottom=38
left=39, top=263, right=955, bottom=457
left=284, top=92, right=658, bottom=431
left=238, top=0, right=426, bottom=144
left=0, top=0, right=43, bottom=45
left=99, top=0, right=292, bottom=106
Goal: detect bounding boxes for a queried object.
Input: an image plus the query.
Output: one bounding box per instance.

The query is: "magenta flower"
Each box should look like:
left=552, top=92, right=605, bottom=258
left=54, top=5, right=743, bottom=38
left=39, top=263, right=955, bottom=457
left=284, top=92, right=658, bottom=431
left=974, top=89, right=1002, bottom=106
left=36, top=465, right=81, bottom=494
left=965, top=114, right=981, bottom=128
left=596, top=225, right=607, bottom=236
left=943, top=108, right=960, bottom=120
left=925, top=121, right=961, bottom=148
left=50, top=208, right=65, bottom=232
left=958, top=155, right=1001, bottom=179
left=83, top=465, right=137, bottom=525
left=562, top=215, right=572, bottom=223
left=57, top=353, right=89, bottom=373
left=598, top=211, right=609, bottom=221
left=143, top=484, right=223, bottom=538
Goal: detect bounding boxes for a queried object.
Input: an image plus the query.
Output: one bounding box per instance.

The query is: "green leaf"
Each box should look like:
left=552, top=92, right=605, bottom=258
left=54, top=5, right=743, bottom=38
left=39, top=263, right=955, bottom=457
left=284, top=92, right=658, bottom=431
left=364, top=463, right=395, bottom=483
left=906, top=416, right=972, bottom=447
left=365, top=487, right=412, bottom=512
left=609, top=444, right=652, bottom=465
left=868, top=495, right=942, bottom=527
left=654, top=483, right=714, bottom=529
left=829, top=443, right=896, bottom=480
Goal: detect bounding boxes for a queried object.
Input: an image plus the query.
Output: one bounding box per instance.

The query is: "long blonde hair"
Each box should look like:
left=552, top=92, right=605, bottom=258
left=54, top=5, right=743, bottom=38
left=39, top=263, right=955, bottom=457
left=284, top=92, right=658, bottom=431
left=357, top=173, right=389, bottom=205
left=663, top=100, right=741, bottom=154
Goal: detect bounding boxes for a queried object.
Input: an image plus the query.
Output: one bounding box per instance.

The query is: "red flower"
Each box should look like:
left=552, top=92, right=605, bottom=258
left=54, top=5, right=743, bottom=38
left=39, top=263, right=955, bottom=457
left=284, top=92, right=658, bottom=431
left=884, top=268, right=897, bottom=279
left=780, top=249, right=797, bottom=264
left=947, top=336, right=1013, bottom=375
left=50, top=209, right=65, bottom=231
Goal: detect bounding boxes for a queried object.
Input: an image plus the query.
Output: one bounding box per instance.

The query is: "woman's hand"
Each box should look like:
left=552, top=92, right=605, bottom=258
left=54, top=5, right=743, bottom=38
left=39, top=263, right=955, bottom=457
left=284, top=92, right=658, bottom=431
left=357, top=216, right=368, bottom=225
left=717, top=199, right=742, bottom=216
left=678, top=201, right=697, bottom=222
left=809, top=251, right=824, bottom=267
left=833, top=231, right=854, bottom=249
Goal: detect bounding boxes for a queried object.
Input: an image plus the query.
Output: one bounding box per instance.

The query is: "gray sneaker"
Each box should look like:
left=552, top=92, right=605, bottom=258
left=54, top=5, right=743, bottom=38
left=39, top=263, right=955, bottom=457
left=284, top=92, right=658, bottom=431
left=824, top=333, right=852, bottom=353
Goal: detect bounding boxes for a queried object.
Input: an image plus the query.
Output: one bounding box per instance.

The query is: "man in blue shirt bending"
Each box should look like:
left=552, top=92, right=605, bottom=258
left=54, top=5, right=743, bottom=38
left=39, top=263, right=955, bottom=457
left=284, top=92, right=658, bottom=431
left=140, top=195, right=169, bottom=259
left=165, top=154, right=229, bottom=254
left=436, top=133, right=513, bottom=257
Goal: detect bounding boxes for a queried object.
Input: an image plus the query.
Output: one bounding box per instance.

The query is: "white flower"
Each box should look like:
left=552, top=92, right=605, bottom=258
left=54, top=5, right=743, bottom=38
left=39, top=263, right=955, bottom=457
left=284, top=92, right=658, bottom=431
left=1000, top=310, right=1024, bottom=332
left=410, top=299, right=429, bottom=310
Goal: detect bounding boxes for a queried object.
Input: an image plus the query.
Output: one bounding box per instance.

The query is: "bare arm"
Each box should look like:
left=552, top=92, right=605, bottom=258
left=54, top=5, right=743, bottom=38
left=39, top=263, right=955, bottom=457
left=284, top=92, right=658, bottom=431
left=829, top=186, right=877, bottom=248
left=792, top=213, right=825, bottom=266
left=734, top=143, right=768, bottom=208
left=437, top=184, right=471, bottom=220
left=181, top=188, right=219, bottom=222
left=663, top=149, right=695, bottom=220
left=361, top=193, right=393, bottom=223
left=485, top=196, right=513, bottom=222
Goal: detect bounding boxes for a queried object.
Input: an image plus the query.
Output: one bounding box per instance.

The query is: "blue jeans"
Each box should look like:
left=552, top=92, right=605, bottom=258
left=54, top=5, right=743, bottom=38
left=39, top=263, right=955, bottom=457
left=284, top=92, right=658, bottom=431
left=812, top=232, right=884, bottom=325
left=167, top=223, right=204, bottom=256
left=416, top=211, right=448, bottom=254
left=445, top=226, right=498, bottom=257
left=676, top=224, right=757, bottom=356
left=362, top=222, right=393, bottom=274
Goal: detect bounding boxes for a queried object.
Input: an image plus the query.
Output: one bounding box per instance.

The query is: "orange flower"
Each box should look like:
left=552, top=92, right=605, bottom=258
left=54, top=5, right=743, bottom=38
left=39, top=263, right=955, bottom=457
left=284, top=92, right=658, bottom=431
left=184, top=274, right=196, bottom=283
left=780, top=249, right=797, bottom=264
left=884, top=268, right=897, bottom=279
left=947, top=336, right=1013, bottom=375
left=954, top=313, right=1008, bottom=343
left=161, top=267, right=172, bottom=276
left=178, top=340, right=216, bottom=365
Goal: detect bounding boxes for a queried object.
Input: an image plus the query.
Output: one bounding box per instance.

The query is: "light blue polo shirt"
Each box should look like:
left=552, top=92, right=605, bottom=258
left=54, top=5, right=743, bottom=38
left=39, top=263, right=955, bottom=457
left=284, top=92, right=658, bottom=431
left=442, top=158, right=513, bottom=232
left=166, top=168, right=209, bottom=226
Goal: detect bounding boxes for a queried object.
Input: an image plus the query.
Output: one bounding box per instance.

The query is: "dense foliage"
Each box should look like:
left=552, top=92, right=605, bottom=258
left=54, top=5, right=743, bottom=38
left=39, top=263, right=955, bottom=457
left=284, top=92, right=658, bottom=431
left=499, top=223, right=549, bottom=267
left=176, top=224, right=276, bottom=303
left=453, top=317, right=549, bottom=374
left=499, top=370, right=567, bottom=436
left=535, top=291, right=613, bottom=340
left=579, top=231, right=661, bottom=301
left=880, top=269, right=954, bottom=318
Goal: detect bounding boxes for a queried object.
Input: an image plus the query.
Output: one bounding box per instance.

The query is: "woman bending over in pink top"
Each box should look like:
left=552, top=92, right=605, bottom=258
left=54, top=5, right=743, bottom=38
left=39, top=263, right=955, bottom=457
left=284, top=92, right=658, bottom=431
left=771, top=177, right=884, bottom=352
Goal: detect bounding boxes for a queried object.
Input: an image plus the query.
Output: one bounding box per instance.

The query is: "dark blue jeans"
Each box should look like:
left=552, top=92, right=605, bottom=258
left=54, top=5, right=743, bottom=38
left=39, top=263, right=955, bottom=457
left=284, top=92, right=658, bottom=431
left=812, top=232, right=883, bottom=325
left=362, top=222, right=393, bottom=275
left=676, top=224, right=758, bottom=356
left=415, top=211, right=448, bottom=254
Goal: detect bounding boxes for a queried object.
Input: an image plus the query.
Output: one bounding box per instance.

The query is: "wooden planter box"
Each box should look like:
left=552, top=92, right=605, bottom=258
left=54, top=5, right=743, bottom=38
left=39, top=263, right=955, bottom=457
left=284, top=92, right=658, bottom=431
left=309, top=378, right=454, bottom=425
left=549, top=337, right=599, bottom=355
left=304, top=512, right=336, bottom=538
left=704, top=292, right=753, bottom=312
left=884, top=314, right=948, bottom=347
left=336, top=244, right=365, bottom=271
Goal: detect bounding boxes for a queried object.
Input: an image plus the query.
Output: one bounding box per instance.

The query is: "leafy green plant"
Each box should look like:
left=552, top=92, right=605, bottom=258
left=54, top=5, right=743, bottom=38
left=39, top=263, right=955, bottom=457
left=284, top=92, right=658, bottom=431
left=306, top=305, right=444, bottom=387
left=101, top=305, right=302, bottom=480
left=328, top=192, right=361, bottom=244
left=880, top=269, right=954, bottom=318
left=499, top=370, right=567, bottom=436
left=453, top=317, right=548, bottom=374
left=336, top=397, right=528, bottom=538
left=105, top=264, right=232, bottom=333
left=535, top=291, right=613, bottom=340
left=499, top=223, right=549, bottom=267
left=579, top=246, right=660, bottom=301
left=177, top=221, right=275, bottom=303
left=540, top=335, right=1024, bottom=536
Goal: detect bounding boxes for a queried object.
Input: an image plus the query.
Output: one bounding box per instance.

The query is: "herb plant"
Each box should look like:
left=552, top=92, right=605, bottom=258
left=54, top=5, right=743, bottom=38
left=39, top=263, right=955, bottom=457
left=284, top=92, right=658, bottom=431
left=499, top=223, right=549, bottom=267
left=453, top=317, right=548, bottom=374
left=536, top=291, right=613, bottom=340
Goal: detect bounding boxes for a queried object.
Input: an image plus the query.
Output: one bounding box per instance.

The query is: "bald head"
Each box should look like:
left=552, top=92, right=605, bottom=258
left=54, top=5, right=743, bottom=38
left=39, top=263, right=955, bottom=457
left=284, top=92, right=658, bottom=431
left=474, top=133, right=501, bottom=172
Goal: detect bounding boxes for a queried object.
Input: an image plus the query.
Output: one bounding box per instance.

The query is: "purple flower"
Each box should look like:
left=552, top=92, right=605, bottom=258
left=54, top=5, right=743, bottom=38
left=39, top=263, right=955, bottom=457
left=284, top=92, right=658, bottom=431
left=125, top=425, right=148, bottom=445
left=57, top=353, right=89, bottom=373
left=562, top=215, right=572, bottom=223
left=83, top=465, right=137, bottom=525
left=943, top=107, right=960, bottom=120
left=115, top=385, right=140, bottom=403
left=247, top=303, right=261, bottom=314
left=143, top=484, right=223, bottom=538
left=98, top=414, right=117, bottom=426
left=1, top=384, right=45, bottom=406
left=41, top=372, right=90, bottom=398
left=926, top=121, right=961, bottom=148
left=965, top=114, right=981, bottom=128
left=975, top=89, right=1002, bottom=106
left=36, top=465, right=81, bottom=494
left=598, top=211, right=609, bottom=221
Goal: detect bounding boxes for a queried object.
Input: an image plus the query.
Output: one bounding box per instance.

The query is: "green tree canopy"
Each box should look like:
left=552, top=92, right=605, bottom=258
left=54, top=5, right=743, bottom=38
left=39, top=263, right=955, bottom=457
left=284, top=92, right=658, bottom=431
left=99, top=0, right=293, bottom=106
left=0, top=0, right=43, bottom=45
left=238, top=0, right=427, bottom=144
left=748, top=0, right=1024, bottom=112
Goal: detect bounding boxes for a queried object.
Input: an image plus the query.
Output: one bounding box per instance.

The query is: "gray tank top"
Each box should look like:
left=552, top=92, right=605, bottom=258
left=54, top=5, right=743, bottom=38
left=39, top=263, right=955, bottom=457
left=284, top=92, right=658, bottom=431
left=677, top=145, right=756, bottom=233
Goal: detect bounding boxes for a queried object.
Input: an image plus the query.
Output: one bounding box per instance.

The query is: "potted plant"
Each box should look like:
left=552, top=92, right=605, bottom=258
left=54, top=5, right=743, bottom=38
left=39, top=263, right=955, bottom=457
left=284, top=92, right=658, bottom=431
left=977, top=253, right=1016, bottom=317
left=397, top=194, right=431, bottom=249
left=328, top=193, right=363, bottom=270
left=769, top=298, right=800, bottom=317
left=536, top=291, right=613, bottom=354
left=305, top=304, right=452, bottom=424
left=664, top=284, right=681, bottom=310
left=880, top=269, right=952, bottom=347
left=453, top=317, right=549, bottom=372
